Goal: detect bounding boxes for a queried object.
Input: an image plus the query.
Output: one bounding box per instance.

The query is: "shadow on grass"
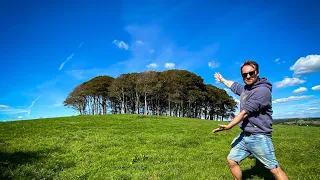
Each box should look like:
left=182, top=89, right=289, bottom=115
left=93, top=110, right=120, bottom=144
left=0, top=147, right=74, bottom=179
left=0, top=150, right=41, bottom=179
left=242, top=158, right=274, bottom=180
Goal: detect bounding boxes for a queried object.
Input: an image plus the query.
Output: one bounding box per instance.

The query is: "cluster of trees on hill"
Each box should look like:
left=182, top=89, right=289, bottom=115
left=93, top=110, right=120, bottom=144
left=63, top=70, right=238, bottom=120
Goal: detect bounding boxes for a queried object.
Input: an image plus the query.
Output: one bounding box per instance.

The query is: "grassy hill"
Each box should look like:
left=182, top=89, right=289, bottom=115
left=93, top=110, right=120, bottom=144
left=0, top=115, right=319, bottom=179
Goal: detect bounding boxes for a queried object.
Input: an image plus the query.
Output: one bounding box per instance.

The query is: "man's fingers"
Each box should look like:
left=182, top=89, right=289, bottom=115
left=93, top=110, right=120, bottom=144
left=218, top=124, right=227, bottom=128
left=212, top=124, right=229, bottom=133
left=212, top=126, right=225, bottom=133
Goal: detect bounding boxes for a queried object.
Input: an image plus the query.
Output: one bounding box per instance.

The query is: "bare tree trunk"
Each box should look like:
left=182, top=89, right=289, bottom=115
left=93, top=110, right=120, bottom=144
left=121, top=91, right=125, bottom=114
left=144, top=93, right=147, bottom=115
left=168, top=97, right=171, bottom=116
left=157, top=98, right=160, bottom=116
left=136, top=92, right=140, bottom=114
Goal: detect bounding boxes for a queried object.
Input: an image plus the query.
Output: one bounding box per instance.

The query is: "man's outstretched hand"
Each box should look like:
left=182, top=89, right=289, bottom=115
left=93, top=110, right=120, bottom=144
left=214, top=72, right=224, bottom=83
left=212, top=124, right=231, bottom=133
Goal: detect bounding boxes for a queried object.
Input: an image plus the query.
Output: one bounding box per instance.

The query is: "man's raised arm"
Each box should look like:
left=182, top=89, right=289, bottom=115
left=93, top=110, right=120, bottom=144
left=214, top=72, right=234, bottom=88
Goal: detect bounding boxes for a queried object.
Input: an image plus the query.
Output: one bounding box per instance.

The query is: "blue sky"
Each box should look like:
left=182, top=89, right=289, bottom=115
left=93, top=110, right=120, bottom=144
left=1, top=0, right=320, bottom=121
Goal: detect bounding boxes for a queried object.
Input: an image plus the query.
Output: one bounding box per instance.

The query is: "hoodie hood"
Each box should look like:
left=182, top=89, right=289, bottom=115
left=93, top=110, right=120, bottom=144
left=246, top=77, right=272, bottom=91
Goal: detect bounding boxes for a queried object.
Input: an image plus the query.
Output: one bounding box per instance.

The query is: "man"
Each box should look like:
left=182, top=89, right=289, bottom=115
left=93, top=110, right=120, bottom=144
left=212, top=60, right=288, bottom=180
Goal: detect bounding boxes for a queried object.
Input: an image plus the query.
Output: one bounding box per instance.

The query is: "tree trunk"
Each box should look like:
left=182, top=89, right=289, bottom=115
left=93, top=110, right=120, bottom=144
left=144, top=93, right=147, bottom=115
left=135, top=92, right=139, bottom=114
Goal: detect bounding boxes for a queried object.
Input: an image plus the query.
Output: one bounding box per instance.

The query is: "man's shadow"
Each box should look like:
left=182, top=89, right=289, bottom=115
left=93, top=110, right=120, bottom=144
left=242, top=157, right=274, bottom=180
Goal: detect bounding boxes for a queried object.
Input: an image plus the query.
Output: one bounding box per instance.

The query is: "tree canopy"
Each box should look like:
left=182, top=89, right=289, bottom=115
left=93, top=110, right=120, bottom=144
left=64, top=70, right=238, bottom=120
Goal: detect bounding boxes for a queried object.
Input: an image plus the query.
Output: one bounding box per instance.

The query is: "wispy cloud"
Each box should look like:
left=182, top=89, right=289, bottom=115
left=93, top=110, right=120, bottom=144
left=0, top=108, right=29, bottom=115
left=314, top=101, right=320, bottom=105
left=66, top=68, right=116, bottom=81
left=147, top=63, right=158, bottom=69
left=307, top=108, right=318, bottom=110
left=59, top=53, right=74, bottom=70
left=274, top=77, right=306, bottom=88
left=136, top=40, right=144, bottom=45
left=274, top=58, right=285, bottom=64
left=272, top=95, right=315, bottom=104
left=113, top=40, right=129, bottom=50
left=290, top=54, right=320, bottom=75
left=78, top=42, right=83, bottom=49
left=18, top=116, right=23, bottom=119
left=149, top=49, right=155, bottom=53
left=312, top=85, right=320, bottom=91
left=0, top=105, right=10, bottom=109
left=165, top=63, right=175, bottom=69
left=66, top=70, right=86, bottom=80
left=293, top=87, right=307, bottom=94
left=208, top=60, right=220, bottom=68
left=28, top=95, right=41, bottom=115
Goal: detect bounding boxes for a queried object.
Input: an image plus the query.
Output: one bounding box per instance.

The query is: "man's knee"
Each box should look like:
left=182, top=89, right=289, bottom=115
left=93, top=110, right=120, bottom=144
left=270, top=167, right=284, bottom=175
left=227, top=158, right=239, bottom=167
left=269, top=167, right=289, bottom=180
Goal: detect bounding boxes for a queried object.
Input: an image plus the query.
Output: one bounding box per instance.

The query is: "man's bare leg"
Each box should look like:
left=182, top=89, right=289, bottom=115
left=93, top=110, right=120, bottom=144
left=227, top=158, right=242, bottom=180
left=270, top=167, right=289, bottom=180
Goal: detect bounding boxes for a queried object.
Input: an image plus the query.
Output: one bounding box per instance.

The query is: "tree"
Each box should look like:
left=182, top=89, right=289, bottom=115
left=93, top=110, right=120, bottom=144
left=137, top=71, right=159, bottom=115
left=64, top=83, right=87, bottom=115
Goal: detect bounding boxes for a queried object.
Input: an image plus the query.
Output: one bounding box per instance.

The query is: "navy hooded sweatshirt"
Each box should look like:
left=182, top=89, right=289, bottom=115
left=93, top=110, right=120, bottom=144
left=230, top=77, right=273, bottom=136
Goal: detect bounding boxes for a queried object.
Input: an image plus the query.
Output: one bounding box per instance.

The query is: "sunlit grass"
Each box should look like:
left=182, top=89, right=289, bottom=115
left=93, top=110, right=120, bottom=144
left=0, top=115, right=319, bottom=179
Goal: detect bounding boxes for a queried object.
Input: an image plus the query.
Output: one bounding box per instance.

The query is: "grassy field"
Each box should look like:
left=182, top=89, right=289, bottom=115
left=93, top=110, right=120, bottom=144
left=0, top=115, right=319, bottom=179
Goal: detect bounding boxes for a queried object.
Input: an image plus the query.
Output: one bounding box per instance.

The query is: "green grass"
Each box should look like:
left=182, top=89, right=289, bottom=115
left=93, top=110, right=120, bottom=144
left=0, top=115, right=319, bottom=179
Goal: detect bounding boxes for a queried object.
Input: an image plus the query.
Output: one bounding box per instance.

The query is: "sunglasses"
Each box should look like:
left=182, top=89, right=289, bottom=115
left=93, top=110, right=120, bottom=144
left=242, top=70, right=256, bottom=78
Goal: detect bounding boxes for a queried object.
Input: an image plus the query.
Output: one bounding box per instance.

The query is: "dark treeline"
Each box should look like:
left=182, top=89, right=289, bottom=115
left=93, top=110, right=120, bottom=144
left=63, top=69, right=237, bottom=120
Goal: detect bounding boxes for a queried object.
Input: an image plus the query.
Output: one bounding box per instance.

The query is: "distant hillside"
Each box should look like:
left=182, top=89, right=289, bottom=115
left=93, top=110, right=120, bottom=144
left=274, top=117, right=320, bottom=127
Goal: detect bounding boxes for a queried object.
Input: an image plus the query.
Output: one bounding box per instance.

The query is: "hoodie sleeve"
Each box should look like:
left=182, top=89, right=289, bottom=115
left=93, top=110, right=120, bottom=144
left=243, top=86, right=272, bottom=115
left=230, top=82, right=244, bottom=96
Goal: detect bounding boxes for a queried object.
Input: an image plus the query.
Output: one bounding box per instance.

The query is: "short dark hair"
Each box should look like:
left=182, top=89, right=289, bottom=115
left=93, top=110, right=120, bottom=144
left=240, top=60, right=259, bottom=73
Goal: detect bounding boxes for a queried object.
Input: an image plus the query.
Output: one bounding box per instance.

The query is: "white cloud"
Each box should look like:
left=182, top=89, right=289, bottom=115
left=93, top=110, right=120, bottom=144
left=275, top=58, right=280, bottom=62
left=136, top=40, right=144, bottom=45
left=312, top=85, right=320, bottom=91
left=78, top=42, right=83, bottom=49
left=223, top=88, right=230, bottom=93
left=275, top=77, right=306, bottom=88
left=165, top=63, right=175, bottom=69
left=59, top=53, right=74, bottom=70
left=0, top=108, right=29, bottom=114
left=18, top=116, right=23, bottom=119
left=290, top=54, right=320, bottom=75
left=52, top=103, right=62, bottom=107
left=0, top=105, right=10, bottom=109
left=149, top=49, right=155, bottom=53
left=66, top=70, right=86, bottom=80
left=112, top=40, right=129, bottom=50
left=272, top=95, right=315, bottom=104
left=147, top=63, right=158, bottom=69
left=208, top=61, right=220, bottom=68
left=314, top=101, right=320, bottom=105
left=307, top=108, right=318, bottom=110
left=293, top=87, right=307, bottom=94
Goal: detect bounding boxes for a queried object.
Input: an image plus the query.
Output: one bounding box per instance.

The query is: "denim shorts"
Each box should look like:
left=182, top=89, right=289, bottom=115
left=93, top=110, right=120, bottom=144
left=227, top=132, right=279, bottom=169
